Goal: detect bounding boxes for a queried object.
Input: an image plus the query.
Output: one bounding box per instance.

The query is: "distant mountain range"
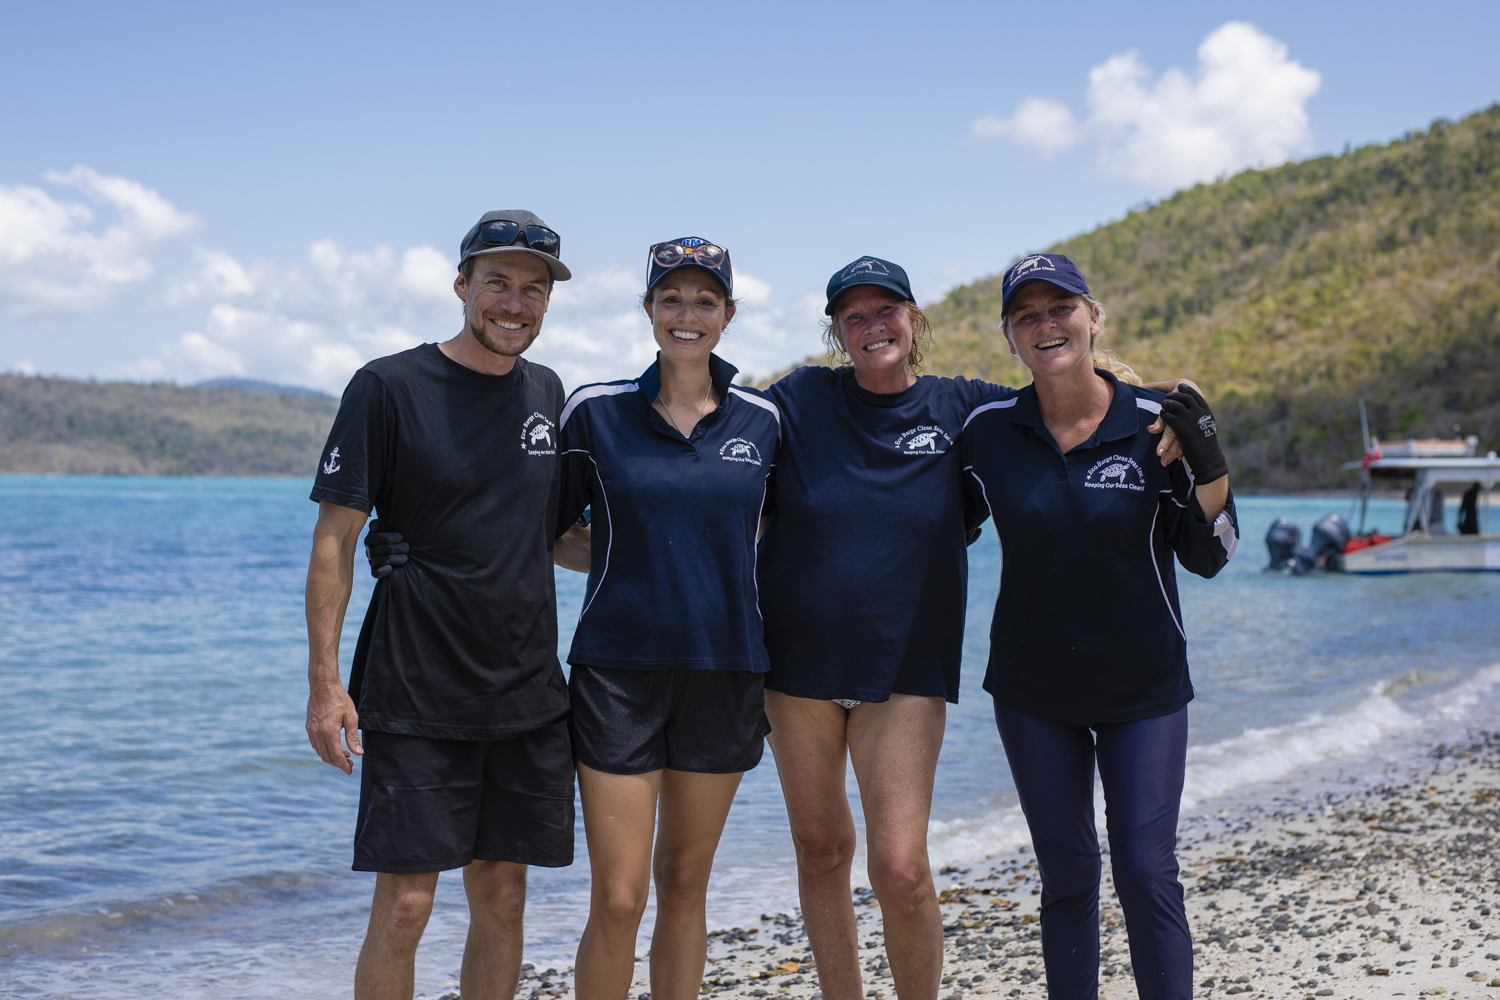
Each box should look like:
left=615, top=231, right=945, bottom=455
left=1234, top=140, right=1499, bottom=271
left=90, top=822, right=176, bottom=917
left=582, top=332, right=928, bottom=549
left=193, top=378, right=334, bottom=399
left=0, top=375, right=337, bottom=476
left=777, top=104, right=1500, bottom=491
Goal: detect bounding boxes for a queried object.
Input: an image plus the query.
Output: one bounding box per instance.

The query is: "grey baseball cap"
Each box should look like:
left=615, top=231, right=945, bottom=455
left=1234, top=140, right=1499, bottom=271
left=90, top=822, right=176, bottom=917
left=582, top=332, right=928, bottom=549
left=458, top=210, right=571, bottom=281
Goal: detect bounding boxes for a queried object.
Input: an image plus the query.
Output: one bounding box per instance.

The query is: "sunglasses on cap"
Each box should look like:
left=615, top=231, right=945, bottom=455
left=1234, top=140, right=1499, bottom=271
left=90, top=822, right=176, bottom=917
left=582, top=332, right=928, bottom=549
left=464, top=219, right=561, bottom=259
left=647, top=238, right=732, bottom=294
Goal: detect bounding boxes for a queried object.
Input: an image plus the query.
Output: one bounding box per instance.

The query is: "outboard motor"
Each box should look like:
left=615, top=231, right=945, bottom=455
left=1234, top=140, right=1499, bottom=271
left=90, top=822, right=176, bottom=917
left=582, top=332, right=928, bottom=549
left=1264, top=518, right=1301, bottom=572
left=1307, top=513, right=1351, bottom=571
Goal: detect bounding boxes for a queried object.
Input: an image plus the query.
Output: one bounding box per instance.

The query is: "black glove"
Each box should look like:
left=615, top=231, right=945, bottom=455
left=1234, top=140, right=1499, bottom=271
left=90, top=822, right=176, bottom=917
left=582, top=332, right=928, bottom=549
left=1159, top=384, right=1229, bottom=483
left=364, top=519, right=409, bottom=579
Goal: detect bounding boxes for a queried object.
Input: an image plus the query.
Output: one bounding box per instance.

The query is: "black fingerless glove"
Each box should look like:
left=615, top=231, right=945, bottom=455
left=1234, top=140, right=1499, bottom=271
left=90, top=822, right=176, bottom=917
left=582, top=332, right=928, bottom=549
left=1159, top=384, right=1229, bottom=483
left=364, top=519, right=409, bottom=579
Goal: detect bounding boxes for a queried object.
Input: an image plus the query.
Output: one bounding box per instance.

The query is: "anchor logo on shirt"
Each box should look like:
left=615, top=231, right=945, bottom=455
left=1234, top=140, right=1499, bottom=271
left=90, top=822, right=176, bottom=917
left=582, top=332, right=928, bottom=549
left=323, top=447, right=341, bottom=475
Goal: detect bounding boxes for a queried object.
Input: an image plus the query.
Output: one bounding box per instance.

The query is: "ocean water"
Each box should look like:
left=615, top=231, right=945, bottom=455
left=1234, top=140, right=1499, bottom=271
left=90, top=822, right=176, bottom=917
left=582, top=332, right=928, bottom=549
left=2, top=476, right=1497, bottom=998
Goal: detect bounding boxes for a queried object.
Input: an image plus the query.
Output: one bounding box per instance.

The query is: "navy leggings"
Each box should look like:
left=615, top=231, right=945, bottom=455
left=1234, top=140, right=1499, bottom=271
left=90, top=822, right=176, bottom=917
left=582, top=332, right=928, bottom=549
left=995, top=704, right=1191, bottom=1000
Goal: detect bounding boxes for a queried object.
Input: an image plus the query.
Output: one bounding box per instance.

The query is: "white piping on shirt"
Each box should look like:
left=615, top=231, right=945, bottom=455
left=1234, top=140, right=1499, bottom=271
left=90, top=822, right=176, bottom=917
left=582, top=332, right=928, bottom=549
left=962, top=396, right=1018, bottom=430
left=567, top=448, right=614, bottom=623
left=1149, top=502, right=1187, bottom=641
left=560, top=382, right=636, bottom=429
left=1213, top=508, right=1239, bottom=559
left=1135, top=397, right=1162, bottom=415
left=727, top=386, right=782, bottom=426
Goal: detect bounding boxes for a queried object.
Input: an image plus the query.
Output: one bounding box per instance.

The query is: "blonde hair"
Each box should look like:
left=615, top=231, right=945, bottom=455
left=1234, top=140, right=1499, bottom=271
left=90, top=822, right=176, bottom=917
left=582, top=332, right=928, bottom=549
left=822, top=300, right=932, bottom=374
left=1002, top=292, right=1140, bottom=386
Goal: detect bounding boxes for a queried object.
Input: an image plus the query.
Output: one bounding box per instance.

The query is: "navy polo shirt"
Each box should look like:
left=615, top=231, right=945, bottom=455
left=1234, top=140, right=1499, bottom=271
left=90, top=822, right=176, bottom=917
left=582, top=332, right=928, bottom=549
left=758, top=366, right=1007, bottom=704
left=961, top=371, right=1239, bottom=725
left=557, top=354, right=781, bottom=673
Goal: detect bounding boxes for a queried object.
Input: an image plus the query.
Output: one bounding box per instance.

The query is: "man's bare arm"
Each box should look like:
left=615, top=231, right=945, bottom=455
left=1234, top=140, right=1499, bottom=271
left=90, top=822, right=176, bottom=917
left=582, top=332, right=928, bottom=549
left=305, top=501, right=368, bottom=775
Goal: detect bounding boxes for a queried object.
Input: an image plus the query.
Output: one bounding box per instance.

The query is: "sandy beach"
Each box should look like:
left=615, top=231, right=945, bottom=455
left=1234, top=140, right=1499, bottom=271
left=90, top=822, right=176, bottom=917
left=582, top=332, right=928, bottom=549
left=484, top=727, right=1500, bottom=1000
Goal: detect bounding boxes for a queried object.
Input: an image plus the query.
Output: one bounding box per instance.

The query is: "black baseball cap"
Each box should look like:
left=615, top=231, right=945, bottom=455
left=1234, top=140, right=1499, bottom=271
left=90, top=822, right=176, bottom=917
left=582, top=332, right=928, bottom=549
left=458, top=210, right=571, bottom=281
left=1000, top=253, right=1090, bottom=316
left=824, top=256, right=914, bottom=315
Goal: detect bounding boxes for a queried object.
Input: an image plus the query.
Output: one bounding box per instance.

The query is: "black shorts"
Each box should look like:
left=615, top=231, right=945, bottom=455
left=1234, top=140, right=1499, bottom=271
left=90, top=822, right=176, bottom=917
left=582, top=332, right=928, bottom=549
left=353, top=717, right=575, bottom=874
left=568, top=665, right=770, bottom=775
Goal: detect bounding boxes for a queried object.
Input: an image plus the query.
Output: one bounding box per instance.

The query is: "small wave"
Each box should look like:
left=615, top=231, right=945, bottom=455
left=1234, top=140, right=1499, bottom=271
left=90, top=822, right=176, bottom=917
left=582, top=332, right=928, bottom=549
left=920, top=662, right=1500, bottom=868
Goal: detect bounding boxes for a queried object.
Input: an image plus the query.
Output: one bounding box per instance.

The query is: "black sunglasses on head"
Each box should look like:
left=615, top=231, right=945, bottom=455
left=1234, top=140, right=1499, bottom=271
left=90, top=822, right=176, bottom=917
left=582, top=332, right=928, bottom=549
left=464, top=220, right=561, bottom=258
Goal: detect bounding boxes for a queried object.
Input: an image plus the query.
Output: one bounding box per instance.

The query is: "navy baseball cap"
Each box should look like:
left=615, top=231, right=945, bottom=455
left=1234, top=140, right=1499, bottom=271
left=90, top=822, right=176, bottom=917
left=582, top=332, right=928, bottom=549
left=1000, top=253, right=1090, bottom=315
left=646, top=237, right=733, bottom=296
left=824, top=256, right=914, bottom=315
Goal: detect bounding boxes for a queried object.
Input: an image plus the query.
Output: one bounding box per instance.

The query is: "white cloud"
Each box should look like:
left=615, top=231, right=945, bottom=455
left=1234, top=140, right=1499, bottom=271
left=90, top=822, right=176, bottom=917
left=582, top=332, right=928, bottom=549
left=0, top=167, right=196, bottom=313
left=966, top=97, right=1082, bottom=154
left=967, top=22, right=1321, bottom=190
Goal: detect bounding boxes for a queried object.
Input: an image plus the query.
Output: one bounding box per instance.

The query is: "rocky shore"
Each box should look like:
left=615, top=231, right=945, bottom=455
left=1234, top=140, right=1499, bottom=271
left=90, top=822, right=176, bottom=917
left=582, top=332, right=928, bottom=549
left=422, top=730, right=1499, bottom=1000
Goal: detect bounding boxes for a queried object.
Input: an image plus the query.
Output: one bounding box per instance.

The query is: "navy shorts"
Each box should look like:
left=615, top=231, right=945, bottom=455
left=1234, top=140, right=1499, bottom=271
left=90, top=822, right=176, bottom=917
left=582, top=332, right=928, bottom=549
left=568, top=665, right=769, bottom=775
left=353, top=718, right=575, bottom=874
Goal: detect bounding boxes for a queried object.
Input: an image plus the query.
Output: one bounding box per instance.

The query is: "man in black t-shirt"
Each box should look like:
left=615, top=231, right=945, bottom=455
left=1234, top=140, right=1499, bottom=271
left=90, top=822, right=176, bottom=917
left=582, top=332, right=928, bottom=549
left=304, top=210, right=581, bottom=1000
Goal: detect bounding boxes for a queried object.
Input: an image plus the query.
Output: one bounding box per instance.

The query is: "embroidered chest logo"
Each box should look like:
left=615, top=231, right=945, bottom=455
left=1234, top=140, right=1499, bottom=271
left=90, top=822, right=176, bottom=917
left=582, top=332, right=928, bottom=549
left=719, top=437, right=762, bottom=466
left=893, top=425, right=953, bottom=455
left=1085, top=455, right=1146, bottom=492
left=521, top=413, right=557, bottom=456
left=322, top=447, right=341, bottom=475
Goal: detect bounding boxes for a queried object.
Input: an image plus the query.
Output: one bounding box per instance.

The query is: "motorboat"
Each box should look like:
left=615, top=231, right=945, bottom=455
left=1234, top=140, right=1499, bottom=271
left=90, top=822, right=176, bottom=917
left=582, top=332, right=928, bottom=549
left=1265, top=406, right=1500, bottom=574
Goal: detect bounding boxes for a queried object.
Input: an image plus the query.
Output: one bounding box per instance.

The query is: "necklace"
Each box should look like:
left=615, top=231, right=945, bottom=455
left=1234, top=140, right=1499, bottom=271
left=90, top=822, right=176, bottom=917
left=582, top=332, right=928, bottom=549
left=658, top=382, right=712, bottom=438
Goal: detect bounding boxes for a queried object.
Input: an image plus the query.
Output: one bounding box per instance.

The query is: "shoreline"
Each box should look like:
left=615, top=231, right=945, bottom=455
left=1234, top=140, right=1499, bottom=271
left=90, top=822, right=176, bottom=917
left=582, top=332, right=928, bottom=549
left=483, top=727, right=1500, bottom=1000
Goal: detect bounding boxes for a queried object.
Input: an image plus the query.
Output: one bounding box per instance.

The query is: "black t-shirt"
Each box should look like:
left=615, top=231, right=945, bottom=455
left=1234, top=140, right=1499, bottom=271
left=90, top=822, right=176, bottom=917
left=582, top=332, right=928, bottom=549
left=757, top=366, right=1007, bottom=704
left=961, top=372, right=1239, bottom=725
left=310, top=344, right=570, bottom=740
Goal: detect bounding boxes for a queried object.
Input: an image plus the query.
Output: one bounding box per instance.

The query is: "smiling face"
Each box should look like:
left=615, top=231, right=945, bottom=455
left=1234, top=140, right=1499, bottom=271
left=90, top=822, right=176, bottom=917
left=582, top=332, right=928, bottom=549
left=453, top=252, right=553, bottom=357
left=644, top=266, right=734, bottom=364
left=832, top=286, right=914, bottom=382
left=1002, top=281, right=1100, bottom=376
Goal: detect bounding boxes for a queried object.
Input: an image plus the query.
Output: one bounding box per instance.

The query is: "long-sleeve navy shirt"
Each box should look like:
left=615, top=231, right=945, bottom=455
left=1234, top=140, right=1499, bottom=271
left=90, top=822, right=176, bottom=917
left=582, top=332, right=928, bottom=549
left=556, top=354, right=781, bottom=673
left=961, top=371, right=1239, bottom=725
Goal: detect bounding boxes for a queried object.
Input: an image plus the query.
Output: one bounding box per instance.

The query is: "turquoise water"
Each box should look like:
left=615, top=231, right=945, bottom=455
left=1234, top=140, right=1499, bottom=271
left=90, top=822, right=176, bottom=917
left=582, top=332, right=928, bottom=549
left=1, top=476, right=1497, bottom=997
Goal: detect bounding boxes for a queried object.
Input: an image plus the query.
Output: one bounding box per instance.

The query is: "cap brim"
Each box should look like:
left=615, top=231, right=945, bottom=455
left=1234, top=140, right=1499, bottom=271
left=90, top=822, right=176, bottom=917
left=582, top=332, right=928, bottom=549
left=1003, top=275, right=1088, bottom=309
left=647, top=262, right=732, bottom=297
left=825, top=279, right=913, bottom=315
left=465, top=246, right=572, bottom=281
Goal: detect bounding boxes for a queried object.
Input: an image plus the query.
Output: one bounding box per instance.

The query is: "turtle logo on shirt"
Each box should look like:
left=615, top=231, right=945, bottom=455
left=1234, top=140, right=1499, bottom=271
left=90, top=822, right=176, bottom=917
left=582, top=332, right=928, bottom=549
left=521, top=413, right=557, bottom=456
left=719, top=437, right=763, bottom=466
left=1084, top=455, right=1146, bottom=492
left=322, top=447, right=341, bottom=475
left=893, top=425, right=953, bottom=455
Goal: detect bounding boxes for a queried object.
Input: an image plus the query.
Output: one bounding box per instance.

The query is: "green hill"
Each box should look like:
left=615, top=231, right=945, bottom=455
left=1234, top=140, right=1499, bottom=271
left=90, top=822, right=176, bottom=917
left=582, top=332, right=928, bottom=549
left=799, top=104, right=1500, bottom=490
left=0, top=375, right=337, bottom=476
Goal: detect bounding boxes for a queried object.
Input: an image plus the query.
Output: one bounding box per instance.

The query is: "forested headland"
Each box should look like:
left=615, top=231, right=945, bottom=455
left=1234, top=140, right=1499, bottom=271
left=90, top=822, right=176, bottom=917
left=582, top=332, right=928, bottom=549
left=785, top=104, right=1500, bottom=491
left=0, top=376, right=337, bottom=476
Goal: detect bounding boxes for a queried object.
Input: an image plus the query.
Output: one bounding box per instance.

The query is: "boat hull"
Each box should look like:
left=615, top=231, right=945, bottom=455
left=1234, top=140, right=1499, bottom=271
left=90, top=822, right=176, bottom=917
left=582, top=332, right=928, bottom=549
left=1341, top=534, right=1500, bottom=573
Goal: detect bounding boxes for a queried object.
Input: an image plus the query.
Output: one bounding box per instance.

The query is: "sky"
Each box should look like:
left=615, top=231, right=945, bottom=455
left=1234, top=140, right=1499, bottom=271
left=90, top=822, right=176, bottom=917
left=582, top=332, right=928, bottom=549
left=2, top=1, right=1498, bottom=394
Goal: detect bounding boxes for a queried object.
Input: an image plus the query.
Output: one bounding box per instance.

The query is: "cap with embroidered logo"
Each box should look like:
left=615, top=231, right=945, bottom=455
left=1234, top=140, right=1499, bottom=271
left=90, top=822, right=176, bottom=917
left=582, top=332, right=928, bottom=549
left=1000, top=253, right=1090, bottom=316
left=824, top=256, right=914, bottom=315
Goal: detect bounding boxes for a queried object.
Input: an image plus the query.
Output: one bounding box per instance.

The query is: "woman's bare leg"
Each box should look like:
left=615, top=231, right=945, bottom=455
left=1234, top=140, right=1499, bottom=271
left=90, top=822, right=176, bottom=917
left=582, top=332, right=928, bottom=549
left=575, top=764, right=662, bottom=1000
left=847, top=695, right=947, bottom=1000
left=764, top=691, right=863, bottom=1000
left=648, top=769, right=745, bottom=1000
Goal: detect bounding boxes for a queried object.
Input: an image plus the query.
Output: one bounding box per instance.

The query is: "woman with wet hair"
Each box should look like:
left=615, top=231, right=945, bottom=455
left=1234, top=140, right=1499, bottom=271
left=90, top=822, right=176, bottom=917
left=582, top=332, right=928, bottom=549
left=962, top=253, right=1237, bottom=1000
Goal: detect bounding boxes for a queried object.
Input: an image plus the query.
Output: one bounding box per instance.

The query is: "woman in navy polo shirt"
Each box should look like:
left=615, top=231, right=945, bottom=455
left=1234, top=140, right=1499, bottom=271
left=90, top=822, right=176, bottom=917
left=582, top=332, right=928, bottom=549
left=756, top=257, right=1194, bottom=1000
left=962, top=254, right=1238, bottom=1000
left=554, top=238, right=782, bottom=1000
